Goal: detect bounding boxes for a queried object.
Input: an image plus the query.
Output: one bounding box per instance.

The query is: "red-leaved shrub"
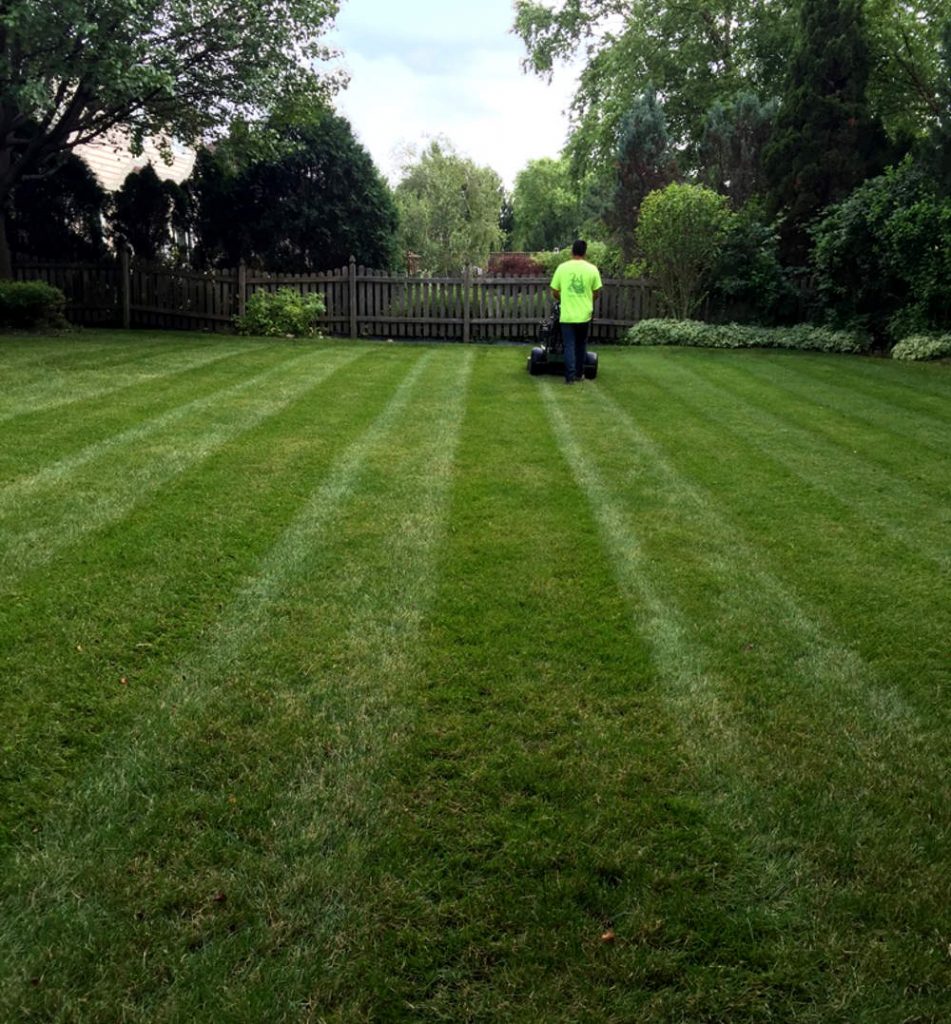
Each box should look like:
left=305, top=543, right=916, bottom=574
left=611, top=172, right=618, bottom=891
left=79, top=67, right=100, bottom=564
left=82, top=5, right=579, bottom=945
left=486, top=252, right=546, bottom=276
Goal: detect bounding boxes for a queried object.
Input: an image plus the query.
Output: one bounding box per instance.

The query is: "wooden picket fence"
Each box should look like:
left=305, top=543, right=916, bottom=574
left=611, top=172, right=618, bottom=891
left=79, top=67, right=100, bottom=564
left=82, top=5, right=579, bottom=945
left=13, top=255, right=660, bottom=341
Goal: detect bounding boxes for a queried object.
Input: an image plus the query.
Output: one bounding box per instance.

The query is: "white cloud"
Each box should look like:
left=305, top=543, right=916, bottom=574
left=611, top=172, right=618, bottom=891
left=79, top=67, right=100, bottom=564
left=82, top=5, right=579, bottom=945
left=326, top=0, right=581, bottom=188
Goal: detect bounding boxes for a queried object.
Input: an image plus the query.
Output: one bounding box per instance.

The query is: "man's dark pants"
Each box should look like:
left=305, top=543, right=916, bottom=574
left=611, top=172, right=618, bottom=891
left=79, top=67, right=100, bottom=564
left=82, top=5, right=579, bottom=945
left=561, top=321, right=590, bottom=382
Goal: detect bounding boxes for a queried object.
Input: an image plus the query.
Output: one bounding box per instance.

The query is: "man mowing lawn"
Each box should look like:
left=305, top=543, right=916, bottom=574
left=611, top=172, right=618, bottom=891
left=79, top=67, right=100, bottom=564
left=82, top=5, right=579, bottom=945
left=550, top=239, right=602, bottom=385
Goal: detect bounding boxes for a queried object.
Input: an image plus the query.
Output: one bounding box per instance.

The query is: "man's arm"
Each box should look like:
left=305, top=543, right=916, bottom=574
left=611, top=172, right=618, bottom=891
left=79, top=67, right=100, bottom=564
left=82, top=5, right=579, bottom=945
left=551, top=288, right=560, bottom=301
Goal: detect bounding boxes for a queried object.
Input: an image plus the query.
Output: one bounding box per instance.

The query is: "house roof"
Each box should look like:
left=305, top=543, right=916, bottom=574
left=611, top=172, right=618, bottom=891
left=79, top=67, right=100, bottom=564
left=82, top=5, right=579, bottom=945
left=73, top=131, right=196, bottom=192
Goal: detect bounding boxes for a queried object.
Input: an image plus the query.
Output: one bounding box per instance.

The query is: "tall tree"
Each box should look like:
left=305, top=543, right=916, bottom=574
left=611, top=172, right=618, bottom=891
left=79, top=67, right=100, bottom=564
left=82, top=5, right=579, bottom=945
left=0, top=0, right=342, bottom=275
left=516, top=0, right=795, bottom=170
left=510, top=157, right=579, bottom=251
left=8, top=153, right=107, bottom=261
left=598, top=88, right=679, bottom=257
left=919, top=18, right=951, bottom=196
left=764, top=0, right=891, bottom=264
left=111, top=165, right=186, bottom=263
left=394, top=141, right=503, bottom=274
left=701, top=93, right=778, bottom=208
left=189, top=113, right=399, bottom=272
left=864, top=0, right=951, bottom=141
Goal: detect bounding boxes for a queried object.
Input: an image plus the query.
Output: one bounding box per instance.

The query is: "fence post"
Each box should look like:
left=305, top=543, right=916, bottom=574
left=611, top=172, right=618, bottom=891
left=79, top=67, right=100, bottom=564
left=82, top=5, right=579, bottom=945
left=348, top=255, right=357, bottom=338
left=463, top=265, right=471, bottom=344
left=119, top=244, right=131, bottom=329
left=237, top=260, right=247, bottom=320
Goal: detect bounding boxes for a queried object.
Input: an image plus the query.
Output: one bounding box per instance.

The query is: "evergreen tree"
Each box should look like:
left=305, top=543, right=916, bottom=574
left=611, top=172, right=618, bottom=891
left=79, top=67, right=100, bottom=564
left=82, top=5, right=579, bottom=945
left=111, top=164, right=185, bottom=263
left=764, top=0, right=891, bottom=264
left=701, top=92, right=779, bottom=209
left=190, top=113, right=399, bottom=272
left=8, top=153, right=108, bottom=261
left=598, top=88, right=679, bottom=258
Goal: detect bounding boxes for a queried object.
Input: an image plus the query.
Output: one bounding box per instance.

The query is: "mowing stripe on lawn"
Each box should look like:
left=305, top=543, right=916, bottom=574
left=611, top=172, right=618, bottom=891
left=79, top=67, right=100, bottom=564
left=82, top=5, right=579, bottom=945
left=542, top=386, right=742, bottom=767
left=800, top=351, right=951, bottom=404
left=0, top=345, right=343, bottom=508
left=602, top=354, right=948, bottom=710
left=304, top=362, right=685, bottom=1021
left=578, top=383, right=931, bottom=748
left=0, top=342, right=308, bottom=484
left=0, top=349, right=474, bottom=1020
left=542, top=382, right=949, bottom=1018
left=726, top=353, right=950, bottom=458
left=0, top=339, right=251, bottom=424
left=0, top=346, right=367, bottom=580
left=752, top=351, right=951, bottom=429
left=0, top=338, right=134, bottom=371
left=629, top=354, right=950, bottom=571
left=132, top=348, right=477, bottom=1019
left=0, top=346, right=414, bottom=849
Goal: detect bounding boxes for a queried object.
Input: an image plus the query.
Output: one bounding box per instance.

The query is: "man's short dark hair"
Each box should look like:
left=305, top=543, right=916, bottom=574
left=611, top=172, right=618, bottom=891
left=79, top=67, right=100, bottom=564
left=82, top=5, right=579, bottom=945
left=571, top=239, right=587, bottom=257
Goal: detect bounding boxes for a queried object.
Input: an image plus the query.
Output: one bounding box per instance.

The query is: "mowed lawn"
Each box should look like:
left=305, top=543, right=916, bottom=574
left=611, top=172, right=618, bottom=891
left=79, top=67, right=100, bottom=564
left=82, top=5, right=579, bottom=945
left=0, top=332, right=949, bottom=1023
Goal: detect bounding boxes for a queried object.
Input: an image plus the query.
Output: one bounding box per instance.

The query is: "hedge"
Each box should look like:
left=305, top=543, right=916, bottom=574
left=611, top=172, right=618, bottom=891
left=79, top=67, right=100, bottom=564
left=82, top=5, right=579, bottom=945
left=624, top=319, right=871, bottom=354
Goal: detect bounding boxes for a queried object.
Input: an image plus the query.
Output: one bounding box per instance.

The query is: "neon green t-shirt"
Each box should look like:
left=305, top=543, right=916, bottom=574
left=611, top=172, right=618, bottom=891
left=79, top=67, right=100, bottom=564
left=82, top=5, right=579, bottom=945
left=551, top=259, right=602, bottom=323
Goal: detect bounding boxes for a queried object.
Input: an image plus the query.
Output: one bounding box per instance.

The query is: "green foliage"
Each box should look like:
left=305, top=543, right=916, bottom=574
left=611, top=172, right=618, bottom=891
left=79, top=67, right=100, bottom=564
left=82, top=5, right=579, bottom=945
left=234, top=288, right=326, bottom=338
left=189, top=112, right=399, bottom=272
left=534, top=241, right=627, bottom=279
left=890, top=334, right=951, bottom=361
left=707, top=203, right=797, bottom=324
left=517, top=1, right=792, bottom=167
left=812, top=159, right=951, bottom=340
left=8, top=153, right=109, bottom=262
left=700, top=92, right=778, bottom=208
left=916, top=18, right=951, bottom=197
left=596, top=88, right=679, bottom=258
left=112, top=165, right=187, bottom=264
left=394, top=140, right=503, bottom=274
left=636, top=184, right=732, bottom=319
left=510, top=157, right=579, bottom=251
left=764, top=0, right=892, bottom=264
left=865, top=0, right=951, bottom=144
left=0, top=280, right=67, bottom=330
left=624, top=318, right=871, bottom=353
left=0, top=0, right=343, bottom=274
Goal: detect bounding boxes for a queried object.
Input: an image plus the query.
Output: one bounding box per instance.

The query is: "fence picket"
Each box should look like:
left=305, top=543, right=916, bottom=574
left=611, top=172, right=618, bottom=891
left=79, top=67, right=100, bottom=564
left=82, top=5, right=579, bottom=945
left=11, top=258, right=655, bottom=339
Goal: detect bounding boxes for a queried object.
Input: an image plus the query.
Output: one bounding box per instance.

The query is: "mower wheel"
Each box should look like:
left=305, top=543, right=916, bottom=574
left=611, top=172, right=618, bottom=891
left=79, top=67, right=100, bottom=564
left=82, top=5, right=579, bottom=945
left=584, top=350, right=599, bottom=379
left=528, top=347, right=547, bottom=375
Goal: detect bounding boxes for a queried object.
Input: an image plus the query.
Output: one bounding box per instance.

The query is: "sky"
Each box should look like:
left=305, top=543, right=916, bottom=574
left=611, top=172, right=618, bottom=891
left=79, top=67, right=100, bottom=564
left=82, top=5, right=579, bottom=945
left=325, top=0, right=581, bottom=189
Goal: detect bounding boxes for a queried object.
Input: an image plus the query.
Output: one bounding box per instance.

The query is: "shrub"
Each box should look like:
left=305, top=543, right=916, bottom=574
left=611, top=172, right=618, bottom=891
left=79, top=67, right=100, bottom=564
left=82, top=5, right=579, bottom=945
left=0, top=280, right=68, bottom=330
left=891, top=335, right=951, bottom=361
left=235, top=287, right=326, bottom=338
left=534, top=241, right=628, bottom=279
left=636, top=183, right=732, bottom=318
left=487, top=252, right=545, bottom=276
left=812, top=159, right=951, bottom=341
left=707, top=203, right=797, bottom=325
left=624, top=319, right=870, bottom=354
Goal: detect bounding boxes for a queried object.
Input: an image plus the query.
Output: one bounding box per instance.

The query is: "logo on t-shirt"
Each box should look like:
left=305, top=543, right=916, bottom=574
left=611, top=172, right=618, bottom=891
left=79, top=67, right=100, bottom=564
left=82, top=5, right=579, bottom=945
left=569, top=273, right=586, bottom=295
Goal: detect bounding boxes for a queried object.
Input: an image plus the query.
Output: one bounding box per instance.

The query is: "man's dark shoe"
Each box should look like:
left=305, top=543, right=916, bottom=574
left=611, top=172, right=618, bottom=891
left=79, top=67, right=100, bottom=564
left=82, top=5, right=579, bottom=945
left=564, top=377, right=575, bottom=385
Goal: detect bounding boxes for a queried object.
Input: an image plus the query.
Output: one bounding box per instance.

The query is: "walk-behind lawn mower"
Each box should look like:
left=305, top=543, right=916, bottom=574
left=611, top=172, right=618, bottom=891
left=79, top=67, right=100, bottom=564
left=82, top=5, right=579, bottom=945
left=526, top=301, right=599, bottom=379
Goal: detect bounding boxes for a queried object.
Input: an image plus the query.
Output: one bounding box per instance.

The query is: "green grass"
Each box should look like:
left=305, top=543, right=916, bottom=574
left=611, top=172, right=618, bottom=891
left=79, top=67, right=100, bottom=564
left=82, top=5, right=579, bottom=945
left=1, top=331, right=949, bottom=1023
